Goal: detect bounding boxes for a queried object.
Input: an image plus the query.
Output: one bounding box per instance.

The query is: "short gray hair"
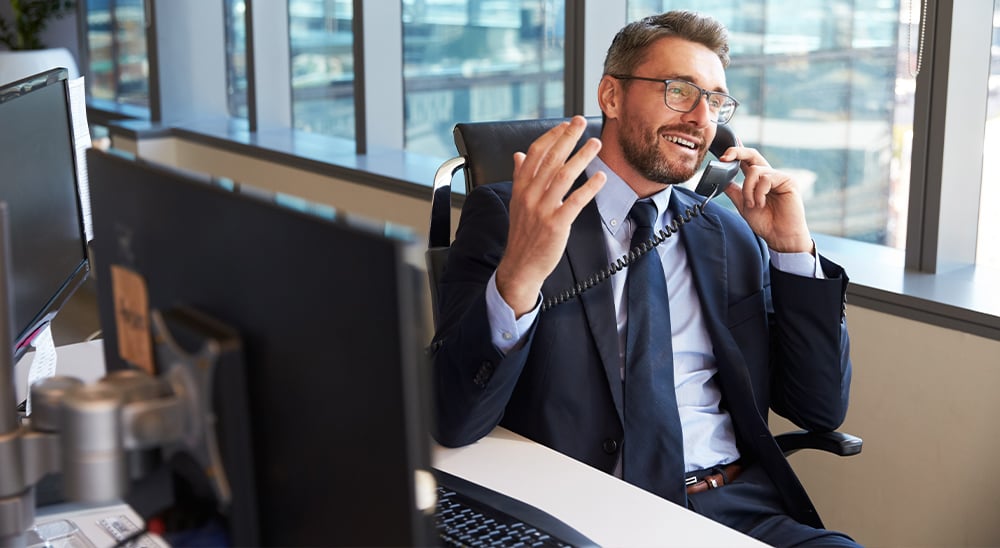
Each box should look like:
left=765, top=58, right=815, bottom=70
left=603, top=10, right=730, bottom=77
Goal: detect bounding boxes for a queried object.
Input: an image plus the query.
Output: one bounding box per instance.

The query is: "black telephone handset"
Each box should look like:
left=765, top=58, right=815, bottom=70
left=693, top=123, right=741, bottom=200
left=539, top=126, right=742, bottom=312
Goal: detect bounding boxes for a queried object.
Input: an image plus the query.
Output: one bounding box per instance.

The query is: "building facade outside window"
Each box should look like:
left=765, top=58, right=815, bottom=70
left=630, top=0, right=910, bottom=248
left=80, top=1, right=998, bottom=264
left=289, top=0, right=355, bottom=139
left=225, top=0, right=248, bottom=119
left=85, top=0, right=148, bottom=108
left=402, top=0, right=566, bottom=157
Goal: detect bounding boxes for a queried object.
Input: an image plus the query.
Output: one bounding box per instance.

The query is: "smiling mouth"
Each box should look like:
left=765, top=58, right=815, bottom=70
left=664, top=134, right=698, bottom=150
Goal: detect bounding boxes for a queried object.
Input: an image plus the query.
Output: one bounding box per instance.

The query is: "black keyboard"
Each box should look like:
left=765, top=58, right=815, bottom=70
left=434, top=470, right=597, bottom=548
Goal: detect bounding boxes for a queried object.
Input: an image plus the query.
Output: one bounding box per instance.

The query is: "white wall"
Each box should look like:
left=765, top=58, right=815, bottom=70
left=131, top=135, right=1000, bottom=547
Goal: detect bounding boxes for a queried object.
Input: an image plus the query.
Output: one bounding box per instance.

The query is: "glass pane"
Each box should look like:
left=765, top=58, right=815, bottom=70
left=288, top=0, right=355, bottom=139
left=979, top=1, right=1000, bottom=268
left=626, top=0, right=911, bottom=248
left=403, top=0, right=566, bottom=158
left=226, top=0, right=248, bottom=119
left=86, top=0, right=149, bottom=107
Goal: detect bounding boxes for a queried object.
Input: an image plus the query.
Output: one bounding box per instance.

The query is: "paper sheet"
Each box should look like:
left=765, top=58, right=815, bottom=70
left=67, top=76, right=93, bottom=242
left=25, top=325, right=57, bottom=415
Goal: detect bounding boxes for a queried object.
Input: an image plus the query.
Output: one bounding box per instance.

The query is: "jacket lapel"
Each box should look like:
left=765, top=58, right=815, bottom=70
left=671, top=192, right=765, bottom=425
left=565, top=200, right=624, bottom=421
left=670, top=191, right=728, bottom=329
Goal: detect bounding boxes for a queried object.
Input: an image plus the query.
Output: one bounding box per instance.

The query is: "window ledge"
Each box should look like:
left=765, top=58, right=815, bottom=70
left=814, top=234, right=1000, bottom=340
left=103, top=114, right=1000, bottom=341
left=107, top=117, right=452, bottom=203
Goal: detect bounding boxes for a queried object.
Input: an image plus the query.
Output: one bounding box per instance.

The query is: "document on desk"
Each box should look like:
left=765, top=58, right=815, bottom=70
left=68, top=76, right=93, bottom=242
left=433, top=427, right=767, bottom=547
left=24, top=325, right=57, bottom=415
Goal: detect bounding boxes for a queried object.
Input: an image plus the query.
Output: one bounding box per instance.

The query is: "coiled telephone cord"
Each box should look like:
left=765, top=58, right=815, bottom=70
left=428, top=192, right=716, bottom=354
left=539, top=198, right=709, bottom=312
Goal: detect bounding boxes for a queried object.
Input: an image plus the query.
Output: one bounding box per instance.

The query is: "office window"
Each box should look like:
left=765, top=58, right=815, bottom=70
left=628, top=1, right=911, bottom=248
left=225, top=0, right=248, bottom=119
left=978, top=1, right=1000, bottom=269
left=288, top=0, right=355, bottom=139
left=402, top=0, right=566, bottom=157
left=85, top=0, right=149, bottom=107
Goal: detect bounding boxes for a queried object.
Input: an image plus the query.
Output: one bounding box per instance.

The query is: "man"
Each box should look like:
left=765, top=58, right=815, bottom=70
left=431, top=10, right=857, bottom=547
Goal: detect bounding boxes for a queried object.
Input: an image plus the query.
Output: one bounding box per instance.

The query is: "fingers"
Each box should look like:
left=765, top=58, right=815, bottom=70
left=512, top=151, right=526, bottom=179
left=717, top=145, right=792, bottom=209
left=558, top=171, right=607, bottom=223
left=719, top=145, right=770, bottom=169
left=722, top=180, right=746, bottom=215
left=515, top=120, right=570, bottom=182
left=746, top=169, right=771, bottom=209
left=515, top=116, right=601, bottom=204
left=731, top=167, right=797, bottom=209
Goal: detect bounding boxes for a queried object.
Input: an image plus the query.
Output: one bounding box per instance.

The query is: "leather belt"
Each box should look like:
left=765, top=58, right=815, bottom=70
left=685, top=462, right=743, bottom=495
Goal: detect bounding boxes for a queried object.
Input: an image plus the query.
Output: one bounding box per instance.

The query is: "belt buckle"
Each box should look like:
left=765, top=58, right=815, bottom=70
left=684, top=475, right=698, bottom=487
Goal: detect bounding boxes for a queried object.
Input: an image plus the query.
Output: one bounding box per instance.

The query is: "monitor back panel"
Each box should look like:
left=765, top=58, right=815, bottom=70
left=87, top=149, right=433, bottom=546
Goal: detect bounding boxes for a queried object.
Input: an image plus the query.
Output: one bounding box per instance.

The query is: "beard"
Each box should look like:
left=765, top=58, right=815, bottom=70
left=618, top=119, right=709, bottom=185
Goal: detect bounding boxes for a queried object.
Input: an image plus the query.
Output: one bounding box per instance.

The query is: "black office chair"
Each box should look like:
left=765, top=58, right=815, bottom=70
left=426, top=116, right=862, bottom=459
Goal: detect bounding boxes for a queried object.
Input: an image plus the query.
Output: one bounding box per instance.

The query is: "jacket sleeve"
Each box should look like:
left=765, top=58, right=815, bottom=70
left=429, top=184, right=537, bottom=447
left=768, top=255, right=852, bottom=432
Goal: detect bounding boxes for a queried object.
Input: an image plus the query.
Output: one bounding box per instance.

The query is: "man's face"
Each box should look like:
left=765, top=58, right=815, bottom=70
left=615, top=36, right=728, bottom=185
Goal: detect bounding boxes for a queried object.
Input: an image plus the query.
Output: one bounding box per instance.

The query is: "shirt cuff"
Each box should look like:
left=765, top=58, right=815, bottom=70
left=769, top=240, right=825, bottom=279
left=486, top=272, right=540, bottom=354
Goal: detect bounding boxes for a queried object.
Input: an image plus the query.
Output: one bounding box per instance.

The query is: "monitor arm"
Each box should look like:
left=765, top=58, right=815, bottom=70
left=0, top=318, right=235, bottom=545
left=0, top=201, right=234, bottom=545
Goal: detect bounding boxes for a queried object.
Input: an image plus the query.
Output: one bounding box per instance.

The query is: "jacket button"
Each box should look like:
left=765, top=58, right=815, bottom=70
left=472, top=361, right=494, bottom=387
left=602, top=439, right=619, bottom=454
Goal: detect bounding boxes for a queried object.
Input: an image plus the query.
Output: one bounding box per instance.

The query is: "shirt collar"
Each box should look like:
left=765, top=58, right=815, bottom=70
left=586, top=156, right=673, bottom=238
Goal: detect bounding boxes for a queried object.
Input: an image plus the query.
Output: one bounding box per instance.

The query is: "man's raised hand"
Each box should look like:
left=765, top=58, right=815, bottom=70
left=495, top=116, right=607, bottom=316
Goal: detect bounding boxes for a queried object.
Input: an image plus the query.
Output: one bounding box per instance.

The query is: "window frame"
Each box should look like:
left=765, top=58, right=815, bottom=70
left=79, top=0, right=1000, bottom=341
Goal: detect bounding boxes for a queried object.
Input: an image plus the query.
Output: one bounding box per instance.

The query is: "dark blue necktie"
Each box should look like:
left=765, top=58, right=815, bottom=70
left=623, top=200, right=686, bottom=505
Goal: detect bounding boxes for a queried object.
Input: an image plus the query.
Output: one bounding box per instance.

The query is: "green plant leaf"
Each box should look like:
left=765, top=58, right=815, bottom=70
left=0, top=0, right=76, bottom=50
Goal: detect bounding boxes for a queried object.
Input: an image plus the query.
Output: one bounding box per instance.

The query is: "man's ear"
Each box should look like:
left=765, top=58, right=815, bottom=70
left=597, top=75, right=621, bottom=120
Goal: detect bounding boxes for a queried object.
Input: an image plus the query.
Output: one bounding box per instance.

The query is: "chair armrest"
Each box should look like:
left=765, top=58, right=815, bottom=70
left=429, top=156, right=466, bottom=248
left=775, top=430, right=863, bottom=457
left=426, top=246, right=450, bottom=328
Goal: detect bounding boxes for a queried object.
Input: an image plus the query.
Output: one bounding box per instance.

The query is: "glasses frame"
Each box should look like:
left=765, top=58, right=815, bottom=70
left=609, top=75, right=740, bottom=124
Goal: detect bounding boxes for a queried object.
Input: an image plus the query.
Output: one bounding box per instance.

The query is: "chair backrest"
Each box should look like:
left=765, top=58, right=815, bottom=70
left=454, top=116, right=604, bottom=193
left=426, top=117, right=603, bottom=327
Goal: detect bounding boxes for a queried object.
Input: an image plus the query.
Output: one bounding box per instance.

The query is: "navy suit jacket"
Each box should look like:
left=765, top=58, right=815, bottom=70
left=431, top=180, right=852, bottom=528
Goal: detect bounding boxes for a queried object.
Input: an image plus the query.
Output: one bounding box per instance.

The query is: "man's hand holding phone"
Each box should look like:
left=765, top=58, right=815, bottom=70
left=720, top=146, right=814, bottom=255
left=495, top=115, right=607, bottom=317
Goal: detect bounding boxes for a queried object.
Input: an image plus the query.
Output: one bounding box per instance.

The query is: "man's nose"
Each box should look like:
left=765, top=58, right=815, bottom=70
left=682, top=94, right=712, bottom=127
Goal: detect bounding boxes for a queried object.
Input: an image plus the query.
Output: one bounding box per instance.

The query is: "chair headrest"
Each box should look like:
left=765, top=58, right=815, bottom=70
left=453, top=117, right=603, bottom=193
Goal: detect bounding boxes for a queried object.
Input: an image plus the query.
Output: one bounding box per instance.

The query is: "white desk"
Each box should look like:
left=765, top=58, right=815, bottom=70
left=32, top=341, right=763, bottom=547
left=434, top=428, right=765, bottom=547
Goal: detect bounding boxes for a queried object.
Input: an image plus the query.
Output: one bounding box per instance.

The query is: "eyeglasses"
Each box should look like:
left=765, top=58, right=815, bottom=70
left=610, top=75, right=740, bottom=124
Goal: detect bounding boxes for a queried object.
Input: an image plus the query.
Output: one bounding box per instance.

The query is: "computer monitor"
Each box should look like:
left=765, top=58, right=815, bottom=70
left=86, top=148, right=435, bottom=546
left=0, top=68, right=89, bottom=360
